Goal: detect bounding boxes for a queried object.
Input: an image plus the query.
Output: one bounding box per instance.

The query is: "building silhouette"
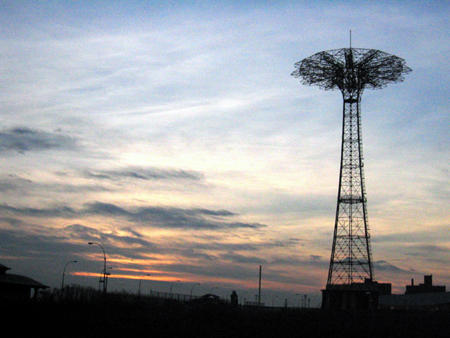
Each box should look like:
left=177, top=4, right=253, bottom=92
left=406, top=275, right=446, bottom=295
left=380, top=275, right=448, bottom=310
left=0, top=263, right=48, bottom=300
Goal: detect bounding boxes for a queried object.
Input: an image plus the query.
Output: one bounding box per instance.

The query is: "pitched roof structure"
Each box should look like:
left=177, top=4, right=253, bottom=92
left=0, top=263, right=48, bottom=289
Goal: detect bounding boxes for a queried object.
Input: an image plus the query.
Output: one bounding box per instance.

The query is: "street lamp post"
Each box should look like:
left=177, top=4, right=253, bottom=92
left=138, top=274, right=151, bottom=297
left=295, top=293, right=302, bottom=308
left=169, top=280, right=181, bottom=295
left=105, top=266, right=113, bottom=292
left=88, top=242, right=107, bottom=293
left=190, top=282, right=200, bottom=297
left=272, top=295, right=278, bottom=307
left=61, top=260, right=78, bottom=289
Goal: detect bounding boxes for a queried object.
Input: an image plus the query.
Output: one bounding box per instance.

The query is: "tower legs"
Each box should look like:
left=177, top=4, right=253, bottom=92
left=327, top=95, right=373, bottom=285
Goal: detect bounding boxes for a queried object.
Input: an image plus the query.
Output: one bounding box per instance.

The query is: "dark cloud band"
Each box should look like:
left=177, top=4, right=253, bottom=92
left=0, top=127, right=77, bottom=153
left=83, top=167, right=203, bottom=182
left=0, top=201, right=264, bottom=230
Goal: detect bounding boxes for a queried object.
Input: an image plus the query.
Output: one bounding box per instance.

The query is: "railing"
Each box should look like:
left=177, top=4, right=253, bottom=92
left=149, top=290, right=198, bottom=302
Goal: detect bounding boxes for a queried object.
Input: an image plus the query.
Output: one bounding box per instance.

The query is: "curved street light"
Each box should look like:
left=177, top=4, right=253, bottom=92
left=88, top=242, right=107, bottom=293
left=61, top=260, right=78, bottom=289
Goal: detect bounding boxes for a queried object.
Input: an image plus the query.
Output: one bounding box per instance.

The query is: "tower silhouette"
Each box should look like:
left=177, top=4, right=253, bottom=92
left=292, top=46, right=411, bottom=291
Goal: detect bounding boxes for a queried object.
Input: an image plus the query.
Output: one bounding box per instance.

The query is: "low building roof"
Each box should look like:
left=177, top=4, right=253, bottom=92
left=0, top=263, right=11, bottom=273
left=0, top=272, right=48, bottom=289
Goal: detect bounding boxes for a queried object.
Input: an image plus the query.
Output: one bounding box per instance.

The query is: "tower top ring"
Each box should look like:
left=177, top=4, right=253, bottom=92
left=292, top=48, right=411, bottom=93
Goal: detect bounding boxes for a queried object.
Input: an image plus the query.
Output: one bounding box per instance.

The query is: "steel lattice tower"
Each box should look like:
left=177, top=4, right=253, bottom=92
left=292, top=47, right=411, bottom=286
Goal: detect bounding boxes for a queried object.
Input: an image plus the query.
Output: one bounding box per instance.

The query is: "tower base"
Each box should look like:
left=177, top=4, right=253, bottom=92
left=322, top=279, right=391, bottom=311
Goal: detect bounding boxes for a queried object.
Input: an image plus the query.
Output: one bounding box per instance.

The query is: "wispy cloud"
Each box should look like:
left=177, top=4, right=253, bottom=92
left=373, top=226, right=450, bottom=244
left=0, top=175, right=110, bottom=193
left=83, top=167, right=203, bottom=182
left=0, top=127, right=77, bottom=153
left=0, top=223, right=159, bottom=264
left=0, top=201, right=264, bottom=230
left=0, top=204, right=77, bottom=218
left=404, top=244, right=450, bottom=257
left=83, top=202, right=252, bottom=229
left=373, top=260, right=413, bottom=273
left=220, top=252, right=267, bottom=264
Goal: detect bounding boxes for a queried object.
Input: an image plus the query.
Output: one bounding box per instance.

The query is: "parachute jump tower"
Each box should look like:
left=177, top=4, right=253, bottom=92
left=292, top=41, right=411, bottom=309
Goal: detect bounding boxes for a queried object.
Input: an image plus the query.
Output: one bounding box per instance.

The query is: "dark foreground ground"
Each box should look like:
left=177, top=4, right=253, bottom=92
left=5, top=294, right=449, bottom=338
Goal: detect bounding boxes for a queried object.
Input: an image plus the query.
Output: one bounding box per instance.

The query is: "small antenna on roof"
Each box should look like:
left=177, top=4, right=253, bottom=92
left=349, top=29, right=352, bottom=48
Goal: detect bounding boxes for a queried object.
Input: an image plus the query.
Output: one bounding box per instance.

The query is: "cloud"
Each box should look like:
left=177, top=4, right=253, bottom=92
left=270, top=255, right=328, bottom=268
left=153, top=260, right=320, bottom=286
left=0, top=222, right=159, bottom=262
left=0, top=201, right=264, bottom=230
left=373, top=260, right=412, bottom=273
left=83, top=167, right=204, bottom=182
left=179, top=237, right=300, bottom=254
left=83, top=202, right=260, bottom=230
left=373, top=227, right=450, bottom=244
left=121, top=227, right=144, bottom=238
left=0, top=127, right=77, bottom=153
left=0, top=175, right=110, bottom=193
left=310, top=255, right=323, bottom=261
left=64, top=224, right=158, bottom=255
left=404, top=244, right=449, bottom=257
left=0, top=216, right=25, bottom=227
left=220, top=252, right=267, bottom=264
left=0, top=227, right=84, bottom=260
left=0, top=204, right=77, bottom=218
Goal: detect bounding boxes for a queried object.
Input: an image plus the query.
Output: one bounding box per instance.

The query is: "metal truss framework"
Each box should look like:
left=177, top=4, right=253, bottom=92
left=292, top=48, right=411, bottom=285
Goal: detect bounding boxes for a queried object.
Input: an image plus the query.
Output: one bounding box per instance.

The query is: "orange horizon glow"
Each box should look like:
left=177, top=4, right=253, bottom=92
left=72, top=271, right=188, bottom=283
left=70, top=270, right=325, bottom=293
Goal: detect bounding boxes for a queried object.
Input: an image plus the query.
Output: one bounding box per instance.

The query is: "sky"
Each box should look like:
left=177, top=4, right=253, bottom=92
left=0, top=0, right=448, bottom=306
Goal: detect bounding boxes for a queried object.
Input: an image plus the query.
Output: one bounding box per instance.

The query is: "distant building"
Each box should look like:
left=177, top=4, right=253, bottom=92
left=379, top=275, right=448, bottom=310
left=405, top=275, right=445, bottom=295
left=322, top=279, right=392, bottom=311
left=379, top=292, right=450, bottom=311
left=0, top=263, right=48, bottom=300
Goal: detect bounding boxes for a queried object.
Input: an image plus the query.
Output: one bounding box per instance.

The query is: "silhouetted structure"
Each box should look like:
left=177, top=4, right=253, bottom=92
left=379, top=292, right=450, bottom=311
left=230, top=290, right=238, bottom=306
left=258, top=265, right=262, bottom=305
left=292, top=43, right=411, bottom=310
left=0, top=263, right=48, bottom=300
left=88, top=241, right=108, bottom=293
left=321, top=278, right=391, bottom=310
left=380, top=276, right=448, bottom=310
left=406, top=275, right=446, bottom=295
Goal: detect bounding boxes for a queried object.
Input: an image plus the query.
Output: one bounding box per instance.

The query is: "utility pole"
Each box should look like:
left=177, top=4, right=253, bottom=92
left=258, top=265, right=262, bottom=305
